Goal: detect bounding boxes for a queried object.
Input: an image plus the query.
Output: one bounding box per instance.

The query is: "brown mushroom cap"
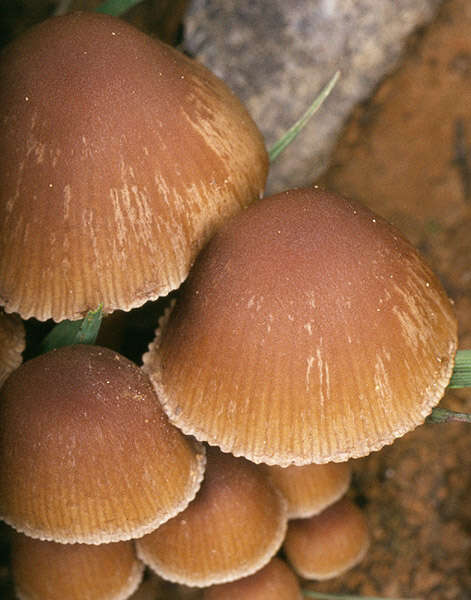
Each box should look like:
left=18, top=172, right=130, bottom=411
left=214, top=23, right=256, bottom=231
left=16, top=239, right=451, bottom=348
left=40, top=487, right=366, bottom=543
left=0, top=12, right=268, bottom=322
left=0, top=310, right=25, bottom=387
left=260, top=461, right=352, bottom=518
left=0, top=345, right=206, bottom=543
left=11, top=531, right=143, bottom=600
left=283, top=496, right=370, bottom=580
left=144, top=187, right=458, bottom=465
left=202, top=557, right=302, bottom=600
left=136, top=447, right=288, bottom=587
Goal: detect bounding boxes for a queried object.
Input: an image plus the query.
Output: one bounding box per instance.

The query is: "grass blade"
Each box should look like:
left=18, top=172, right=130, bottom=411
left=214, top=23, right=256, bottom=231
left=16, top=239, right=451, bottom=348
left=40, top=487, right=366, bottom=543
left=448, top=349, right=471, bottom=388
left=426, top=407, right=471, bottom=424
left=39, top=305, right=103, bottom=354
left=268, top=70, right=340, bottom=163
left=95, top=0, right=144, bottom=16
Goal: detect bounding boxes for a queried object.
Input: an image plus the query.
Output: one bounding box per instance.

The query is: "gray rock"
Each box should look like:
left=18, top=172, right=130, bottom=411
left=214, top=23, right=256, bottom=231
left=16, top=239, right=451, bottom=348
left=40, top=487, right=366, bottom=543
left=185, top=0, right=443, bottom=193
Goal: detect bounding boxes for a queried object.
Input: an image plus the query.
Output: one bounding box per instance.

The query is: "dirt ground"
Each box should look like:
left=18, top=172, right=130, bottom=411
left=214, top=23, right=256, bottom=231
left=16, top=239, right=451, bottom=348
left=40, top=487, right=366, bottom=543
left=0, top=0, right=470, bottom=598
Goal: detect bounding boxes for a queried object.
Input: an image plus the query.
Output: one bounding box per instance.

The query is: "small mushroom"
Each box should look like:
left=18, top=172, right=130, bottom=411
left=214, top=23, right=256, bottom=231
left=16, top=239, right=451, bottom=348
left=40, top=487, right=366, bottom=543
left=260, top=461, right=351, bottom=518
left=283, top=496, right=370, bottom=580
left=0, top=12, right=268, bottom=322
left=136, top=447, right=288, bottom=587
left=11, top=531, right=144, bottom=600
left=144, top=187, right=458, bottom=465
left=202, top=557, right=302, bottom=599
left=0, top=345, right=206, bottom=543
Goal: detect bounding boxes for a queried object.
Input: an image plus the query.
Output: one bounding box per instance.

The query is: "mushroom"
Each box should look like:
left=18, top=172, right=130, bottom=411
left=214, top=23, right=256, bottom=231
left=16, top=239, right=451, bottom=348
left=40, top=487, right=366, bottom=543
left=0, top=310, right=25, bottom=387
left=11, top=531, right=144, bottom=600
left=260, top=461, right=352, bottom=518
left=136, top=446, right=288, bottom=587
left=0, top=344, right=206, bottom=543
left=0, top=12, right=268, bottom=322
left=202, top=557, right=302, bottom=600
left=283, top=496, right=370, bottom=580
left=144, top=187, right=458, bottom=465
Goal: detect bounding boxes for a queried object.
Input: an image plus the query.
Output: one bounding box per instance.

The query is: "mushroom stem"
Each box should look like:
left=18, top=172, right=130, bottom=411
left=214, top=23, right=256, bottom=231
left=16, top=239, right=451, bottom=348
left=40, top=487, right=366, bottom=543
left=426, top=407, right=471, bottom=424
left=302, top=591, right=421, bottom=600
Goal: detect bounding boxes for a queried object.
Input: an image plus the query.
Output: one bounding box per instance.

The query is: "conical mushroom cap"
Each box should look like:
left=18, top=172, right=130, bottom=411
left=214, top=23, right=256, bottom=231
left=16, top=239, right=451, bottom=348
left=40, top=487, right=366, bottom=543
left=0, top=310, right=25, bottom=386
left=144, top=187, right=458, bottom=465
left=11, top=532, right=144, bottom=600
left=284, top=497, right=370, bottom=580
left=136, top=447, right=288, bottom=587
left=0, top=12, right=268, bottom=321
left=0, top=345, right=206, bottom=543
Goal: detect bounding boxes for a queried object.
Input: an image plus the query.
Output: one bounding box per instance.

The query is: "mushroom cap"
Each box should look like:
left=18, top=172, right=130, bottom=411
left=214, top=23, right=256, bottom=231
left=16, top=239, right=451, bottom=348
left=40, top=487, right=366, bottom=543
left=0, top=310, right=25, bottom=387
left=0, top=12, right=268, bottom=322
left=202, top=557, right=302, bottom=600
left=260, top=461, right=352, bottom=519
left=0, top=345, right=206, bottom=543
left=11, top=531, right=144, bottom=600
left=283, top=496, right=370, bottom=580
left=136, top=447, right=288, bottom=587
left=144, top=187, right=458, bottom=465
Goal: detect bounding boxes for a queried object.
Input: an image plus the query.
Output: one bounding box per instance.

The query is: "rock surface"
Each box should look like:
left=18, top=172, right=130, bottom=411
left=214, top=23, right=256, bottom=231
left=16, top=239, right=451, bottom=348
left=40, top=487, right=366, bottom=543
left=186, top=0, right=443, bottom=193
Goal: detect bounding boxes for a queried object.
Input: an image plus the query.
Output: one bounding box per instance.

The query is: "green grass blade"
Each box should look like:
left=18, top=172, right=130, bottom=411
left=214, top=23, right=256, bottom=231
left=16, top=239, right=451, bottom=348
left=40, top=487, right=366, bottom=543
left=268, top=70, right=340, bottom=163
left=95, top=0, right=144, bottom=15
left=75, top=305, right=104, bottom=344
left=39, top=305, right=103, bottom=354
left=448, top=349, right=471, bottom=388
left=303, top=591, right=420, bottom=600
left=426, top=407, right=471, bottom=424
left=425, top=350, right=471, bottom=423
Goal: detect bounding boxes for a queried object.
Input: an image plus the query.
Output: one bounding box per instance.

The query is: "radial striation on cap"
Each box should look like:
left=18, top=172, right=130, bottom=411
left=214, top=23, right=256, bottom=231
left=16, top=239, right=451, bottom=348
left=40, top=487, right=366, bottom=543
left=283, top=497, right=370, bottom=580
left=144, top=187, right=458, bottom=465
left=136, top=446, right=288, bottom=587
left=0, top=12, right=268, bottom=321
left=0, top=310, right=25, bottom=387
left=0, top=345, right=206, bottom=543
left=11, top=531, right=144, bottom=600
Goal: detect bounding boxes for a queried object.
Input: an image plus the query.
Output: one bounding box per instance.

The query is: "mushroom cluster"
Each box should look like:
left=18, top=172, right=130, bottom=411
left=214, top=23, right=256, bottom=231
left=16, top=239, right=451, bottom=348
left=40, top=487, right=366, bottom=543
left=0, top=8, right=460, bottom=600
left=139, top=185, right=456, bottom=593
